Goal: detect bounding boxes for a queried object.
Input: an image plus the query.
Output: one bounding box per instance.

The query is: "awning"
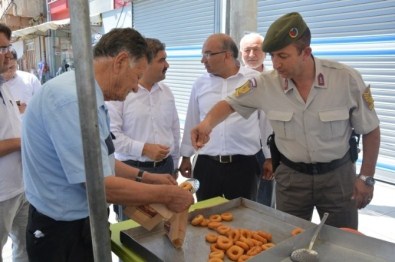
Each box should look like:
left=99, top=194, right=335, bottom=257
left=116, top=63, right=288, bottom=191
left=11, top=13, right=102, bottom=40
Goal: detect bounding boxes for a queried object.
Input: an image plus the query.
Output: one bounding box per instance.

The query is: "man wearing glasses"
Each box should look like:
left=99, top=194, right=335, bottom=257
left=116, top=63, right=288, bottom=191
left=179, top=33, right=264, bottom=201
left=0, top=23, right=29, bottom=262
left=2, top=49, right=42, bottom=115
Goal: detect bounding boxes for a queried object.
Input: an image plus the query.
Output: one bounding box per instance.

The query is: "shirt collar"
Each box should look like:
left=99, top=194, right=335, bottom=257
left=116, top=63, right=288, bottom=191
left=312, top=56, right=327, bottom=89
left=138, top=82, right=163, bottom=92
left=280, top=76, right=296, bottom=93
left=238, top=65, right=254, bottom=76
left=208, top=65, right=245, bottom=79
left=280, top=56, right=327, bottom=93
left=94, top=81, right=105, bottom=109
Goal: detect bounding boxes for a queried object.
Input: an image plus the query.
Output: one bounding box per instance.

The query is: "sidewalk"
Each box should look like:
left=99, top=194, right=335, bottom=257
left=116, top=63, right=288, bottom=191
left=310, top=180, right=395, bottom=243
left=357, top=180, right=395, bottom=243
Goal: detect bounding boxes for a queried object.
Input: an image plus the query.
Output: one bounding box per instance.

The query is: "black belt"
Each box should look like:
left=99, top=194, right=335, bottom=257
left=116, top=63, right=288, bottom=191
left=280, top=152, right=350, bottom=175
left=124, top=157, right=169, bottom=168
left=200, top=154, right=252, bottom=164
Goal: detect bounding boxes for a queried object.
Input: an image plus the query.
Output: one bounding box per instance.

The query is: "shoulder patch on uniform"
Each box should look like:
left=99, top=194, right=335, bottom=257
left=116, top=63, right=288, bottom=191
left=233, top=78, right=256, bottom=97
left=362, top=85, right=374, bottom=111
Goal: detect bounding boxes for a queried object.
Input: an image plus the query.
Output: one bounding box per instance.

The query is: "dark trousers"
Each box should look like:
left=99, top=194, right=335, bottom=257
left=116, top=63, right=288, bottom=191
left=255, top=150, right=274, bottom=206
left=194, top=155, right=259, bottom=201
left=114, top=157, right=174, bottom=221
left=123, top=156, right=174, bottom=175
left=275, top=161, right=358, bottom=229
left=26, top=205, right=95, bottom=262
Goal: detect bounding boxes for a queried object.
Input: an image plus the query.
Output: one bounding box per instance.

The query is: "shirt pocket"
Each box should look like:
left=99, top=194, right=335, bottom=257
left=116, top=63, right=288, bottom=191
left=318, top=108, right=349, bottom=140
left=158, top=99, right=175, bottom=129
left=267, top=110, right=294, bottom=139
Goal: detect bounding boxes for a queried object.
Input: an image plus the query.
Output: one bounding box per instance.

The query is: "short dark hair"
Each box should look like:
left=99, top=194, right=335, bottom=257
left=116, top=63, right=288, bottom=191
left=93, top=28, right=152, bottom=63
left=0, top=23, right=11, bottom=40
left=221, top=36, right=238, bottom=59
left=10, top=48, right=17, bottom=60
left=145, top=38, right=165, bottom=58
left=293, top=27, right=311, bottom=54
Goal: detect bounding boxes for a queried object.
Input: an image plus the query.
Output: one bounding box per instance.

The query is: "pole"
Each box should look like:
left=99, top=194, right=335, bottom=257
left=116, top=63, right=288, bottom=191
left=68, top=0, right=112, bottom=261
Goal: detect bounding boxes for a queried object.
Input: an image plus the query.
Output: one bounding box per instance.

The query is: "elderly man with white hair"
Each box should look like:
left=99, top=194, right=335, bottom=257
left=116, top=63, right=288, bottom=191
left=240, top=32, right=274, bottom=207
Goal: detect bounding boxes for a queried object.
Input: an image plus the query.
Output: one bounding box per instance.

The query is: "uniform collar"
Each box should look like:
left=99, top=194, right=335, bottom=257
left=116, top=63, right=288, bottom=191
left=280, top=56, right=327, bottom=93
left=281, top=78, right=292, bottom=93
left=312, top=56, right=327, bottom=89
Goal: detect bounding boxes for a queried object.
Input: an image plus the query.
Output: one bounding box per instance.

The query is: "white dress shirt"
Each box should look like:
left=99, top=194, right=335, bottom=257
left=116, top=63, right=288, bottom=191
left=181, top=66, right=268, bottom=157
left=107, top=82, right=180, bottom=166
left=3, top=70, right=41, bottom=104
left=0, top=82, right=23, bottom=201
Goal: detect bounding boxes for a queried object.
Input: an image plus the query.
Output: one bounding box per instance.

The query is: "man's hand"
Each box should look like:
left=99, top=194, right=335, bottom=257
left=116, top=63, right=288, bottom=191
left=142, top=172, right=177, bottom=185
left=0, top=138, right=21, bottom=157
left=352, top=178, right=374, bottom=209
left=179, top=157, right=192, bottom=178
left=190, top=100, right=235, bottom=149
left=165, top=186, right=195, bottom=213
left=262, top=158, right=273, bottom=180
left=191, top=121, right=212, bottom=150
left=143, top=143, right=170, bottom=161
left=17, top=102, right=27, bottom=114
left=353, top=126, right=379, bottom=209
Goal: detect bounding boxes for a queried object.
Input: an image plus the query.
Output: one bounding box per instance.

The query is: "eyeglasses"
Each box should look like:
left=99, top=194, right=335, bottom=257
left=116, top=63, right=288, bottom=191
left=202, top=51, right=227, bottom=59
left=0, top=45, right=12, bottom=54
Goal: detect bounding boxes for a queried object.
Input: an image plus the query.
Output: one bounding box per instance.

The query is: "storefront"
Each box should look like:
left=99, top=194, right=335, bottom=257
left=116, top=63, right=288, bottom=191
left=11, top=14, right=102, bottom=83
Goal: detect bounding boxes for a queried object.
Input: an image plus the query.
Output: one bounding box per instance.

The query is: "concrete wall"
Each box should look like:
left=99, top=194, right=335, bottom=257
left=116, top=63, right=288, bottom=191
left=228, top=0, right=258, bottom=49
left=0, top=0, right=45, bottom=30
left=0, top=0, right=44, bottom=18
left=89, top=0, right=113, bottom=15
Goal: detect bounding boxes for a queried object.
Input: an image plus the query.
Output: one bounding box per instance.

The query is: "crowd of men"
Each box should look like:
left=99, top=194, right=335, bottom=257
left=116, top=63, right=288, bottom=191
left=1, top=11, right=380, bottom=261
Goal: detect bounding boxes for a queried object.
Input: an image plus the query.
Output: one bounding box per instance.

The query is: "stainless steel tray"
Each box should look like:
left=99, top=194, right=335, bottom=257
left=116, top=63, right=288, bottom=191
left=252, top=224, right=395, bottom=262
left=120, top=197, right=314, bottom=262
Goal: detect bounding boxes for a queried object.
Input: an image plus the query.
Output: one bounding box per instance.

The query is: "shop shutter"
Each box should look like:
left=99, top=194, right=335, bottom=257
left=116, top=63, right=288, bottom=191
left=257, top=0, right=395, bottom=182
left=133, top=0, right=218, bottom=129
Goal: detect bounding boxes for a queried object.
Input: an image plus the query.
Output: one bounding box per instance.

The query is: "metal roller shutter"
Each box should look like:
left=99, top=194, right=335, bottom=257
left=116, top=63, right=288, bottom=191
left=133, top=0, right=218, bottom=129
left=257, top=0, right=395, bottom=182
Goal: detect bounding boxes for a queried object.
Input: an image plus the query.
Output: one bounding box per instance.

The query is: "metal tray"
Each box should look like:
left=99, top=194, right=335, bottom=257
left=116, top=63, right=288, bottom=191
left=120, top=197, right=314, bottom=262
left=252, top=224, right=395, bottom=262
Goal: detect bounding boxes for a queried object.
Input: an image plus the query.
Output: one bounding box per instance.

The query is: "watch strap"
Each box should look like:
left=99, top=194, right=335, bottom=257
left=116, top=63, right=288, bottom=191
left=136, top=169, right=144, bottom=182
left=358, top=174, right=375, bottom=186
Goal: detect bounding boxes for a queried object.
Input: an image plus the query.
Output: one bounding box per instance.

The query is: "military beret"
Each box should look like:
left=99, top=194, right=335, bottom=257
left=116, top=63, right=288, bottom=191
left=262, top=12, right=308, bottom=52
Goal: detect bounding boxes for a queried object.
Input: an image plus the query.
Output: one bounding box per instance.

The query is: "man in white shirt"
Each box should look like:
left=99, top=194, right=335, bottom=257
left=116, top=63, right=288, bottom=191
left=0, top=23, right=29, bottom=262
left=2, top=49, right=41, bottom=114
left=240, top=33, right=274, bottom=207
left=179, top=33, right=265, bottom=201
left=190, top=13, right=380, bottom=229
left=107, top=38, right=180, bottom=220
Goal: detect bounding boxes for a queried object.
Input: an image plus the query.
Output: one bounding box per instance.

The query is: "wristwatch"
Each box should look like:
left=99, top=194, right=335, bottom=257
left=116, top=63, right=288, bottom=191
left=136, top=169, right=145, bottom=182
left=358, top=174, right=375, bottom=187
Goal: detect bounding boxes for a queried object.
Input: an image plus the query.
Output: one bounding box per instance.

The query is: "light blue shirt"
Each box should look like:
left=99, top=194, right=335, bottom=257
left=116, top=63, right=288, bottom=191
left=22, top=71, right=114, bottom=221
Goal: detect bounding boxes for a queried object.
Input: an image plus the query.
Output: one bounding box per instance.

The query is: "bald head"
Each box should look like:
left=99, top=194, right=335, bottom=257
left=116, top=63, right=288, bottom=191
left=201, top=34, right=240, bottom=78
left=205, top=34, right=239, bottom=59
